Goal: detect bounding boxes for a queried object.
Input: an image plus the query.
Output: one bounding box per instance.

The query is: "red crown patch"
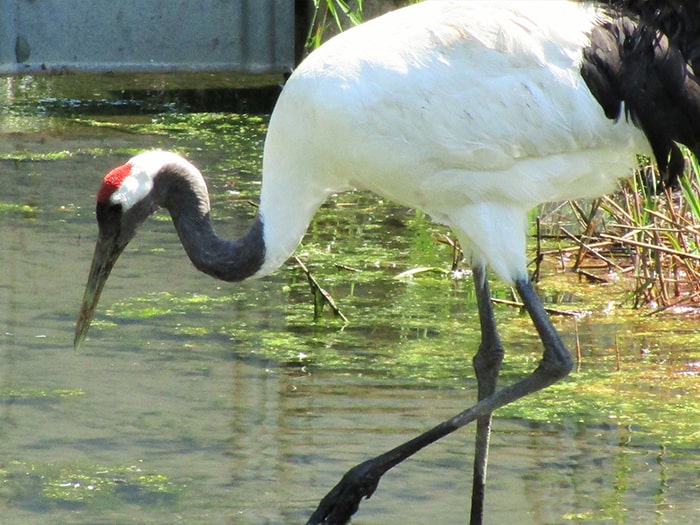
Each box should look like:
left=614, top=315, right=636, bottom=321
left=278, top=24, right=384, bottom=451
left=97, top=163, right=132, bottom=203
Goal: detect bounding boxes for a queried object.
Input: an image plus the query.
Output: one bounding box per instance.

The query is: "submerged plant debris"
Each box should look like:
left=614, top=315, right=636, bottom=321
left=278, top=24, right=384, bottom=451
left=2, top=461, right=180, bottom=509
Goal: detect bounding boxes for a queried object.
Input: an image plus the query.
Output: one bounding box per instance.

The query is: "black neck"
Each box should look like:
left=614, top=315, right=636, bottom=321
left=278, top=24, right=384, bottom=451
left=172, top=211, right=266, bottom=282
left=154, top=161, right=266, bottom=282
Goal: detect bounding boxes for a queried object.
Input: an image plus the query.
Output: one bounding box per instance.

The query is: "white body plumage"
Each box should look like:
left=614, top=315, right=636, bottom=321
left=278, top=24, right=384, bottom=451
left=258, top=0, right=650, bottom=281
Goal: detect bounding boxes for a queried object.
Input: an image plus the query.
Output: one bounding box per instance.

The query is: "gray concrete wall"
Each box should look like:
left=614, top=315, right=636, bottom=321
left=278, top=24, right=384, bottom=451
left=0, top=0, right=295, bottom=75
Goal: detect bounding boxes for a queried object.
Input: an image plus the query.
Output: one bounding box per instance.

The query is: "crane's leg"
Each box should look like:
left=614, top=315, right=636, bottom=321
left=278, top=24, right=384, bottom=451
left=470, top=265, right=504, bottom=525
left=305, top=277, right=573, bottom=525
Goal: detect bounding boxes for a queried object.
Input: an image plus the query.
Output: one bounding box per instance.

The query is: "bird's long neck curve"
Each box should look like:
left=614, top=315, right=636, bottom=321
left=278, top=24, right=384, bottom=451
left=153, top=160, right=267, bottom=282
left=150, top=153, right=327, bottom=282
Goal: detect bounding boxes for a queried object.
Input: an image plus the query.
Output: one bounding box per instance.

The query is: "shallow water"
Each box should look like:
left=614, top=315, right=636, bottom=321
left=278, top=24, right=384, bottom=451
left=1, top=77, right=698, bottom=524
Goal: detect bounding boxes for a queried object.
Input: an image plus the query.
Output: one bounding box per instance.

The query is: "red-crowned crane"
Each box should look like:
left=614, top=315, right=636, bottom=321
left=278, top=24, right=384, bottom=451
left=74, top=1, right=700, bottom=524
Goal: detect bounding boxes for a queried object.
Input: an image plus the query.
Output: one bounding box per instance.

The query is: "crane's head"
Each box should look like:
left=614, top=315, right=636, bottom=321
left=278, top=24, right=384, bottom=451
left=74, top=153, right=164, bottom=349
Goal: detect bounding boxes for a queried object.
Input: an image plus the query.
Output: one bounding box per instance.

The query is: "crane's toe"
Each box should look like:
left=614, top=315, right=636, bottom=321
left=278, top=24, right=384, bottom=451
left=305, top=459, right=383, bottom=525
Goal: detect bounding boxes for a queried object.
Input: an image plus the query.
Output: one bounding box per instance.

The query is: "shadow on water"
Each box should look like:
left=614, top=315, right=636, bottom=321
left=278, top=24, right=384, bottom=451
left=0, top=75, right=698, bottom=524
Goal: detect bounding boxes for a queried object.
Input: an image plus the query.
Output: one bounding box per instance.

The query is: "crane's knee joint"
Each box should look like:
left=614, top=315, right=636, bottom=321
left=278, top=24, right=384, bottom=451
left=473, top=344, right=504, bottom=371
left=538, top=352, right=573, bottom=381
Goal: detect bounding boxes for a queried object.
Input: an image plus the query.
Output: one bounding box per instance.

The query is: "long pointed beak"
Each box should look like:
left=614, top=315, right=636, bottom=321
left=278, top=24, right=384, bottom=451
left=74, top=233, right=126, bottom=349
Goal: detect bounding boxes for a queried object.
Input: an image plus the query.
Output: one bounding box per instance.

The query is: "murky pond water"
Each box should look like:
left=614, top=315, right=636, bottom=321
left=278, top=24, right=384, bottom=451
left=1, top=76, right=698, bottom=524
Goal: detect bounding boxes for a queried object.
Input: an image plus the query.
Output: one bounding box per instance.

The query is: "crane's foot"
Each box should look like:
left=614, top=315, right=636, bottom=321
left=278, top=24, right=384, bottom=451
left=305, top=457, right=383, bottom=525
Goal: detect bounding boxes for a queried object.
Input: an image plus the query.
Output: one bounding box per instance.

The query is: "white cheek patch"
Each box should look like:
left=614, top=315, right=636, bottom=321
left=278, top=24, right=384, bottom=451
left=110, top=170, right=154, bottom=210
